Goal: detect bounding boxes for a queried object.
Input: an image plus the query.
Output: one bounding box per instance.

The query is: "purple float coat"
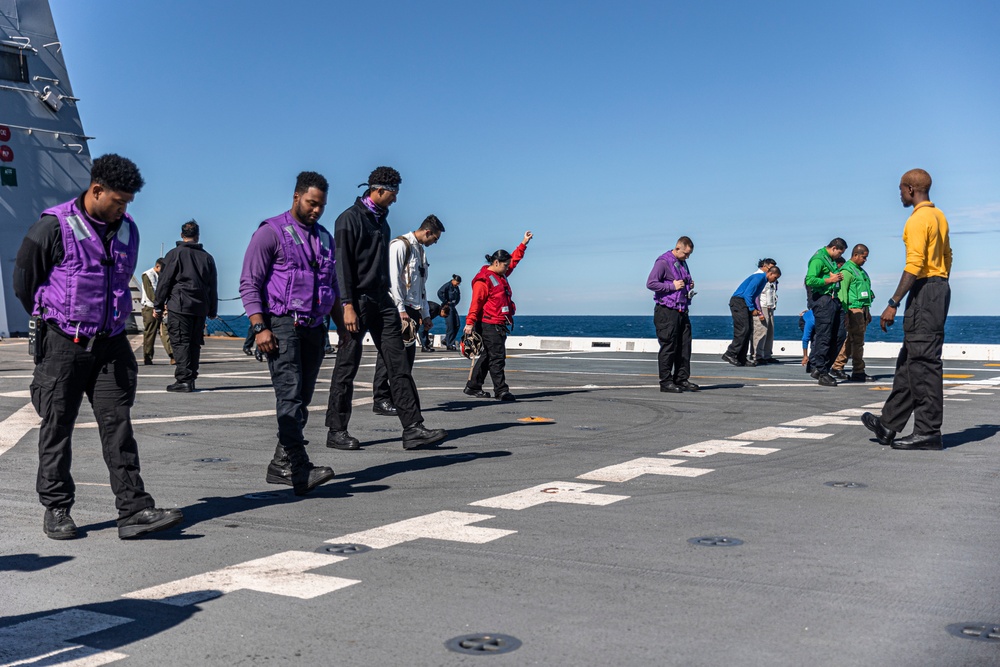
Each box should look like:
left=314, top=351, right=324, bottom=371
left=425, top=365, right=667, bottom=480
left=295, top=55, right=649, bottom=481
left=240, top=211, right=338, bottom=325
left=34, top=198, right=139, bottom=339
left=646, top=251, right=693, bottom=312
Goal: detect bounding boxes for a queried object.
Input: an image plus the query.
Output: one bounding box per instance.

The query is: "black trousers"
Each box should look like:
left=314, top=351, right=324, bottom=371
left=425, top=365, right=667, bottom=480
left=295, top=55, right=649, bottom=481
left=654, top=305, right=691, bottom=386
left=373, top=306, right=421, bottom=403
left=326, top=293, right=423, bottom=431
left=443, top=307, right=460, bottom=347
left=264, top=315, right=326, bottom=449
left=809, top=294, right=843, bottom=375
left=467, top=322, right=509, bottom=395
left=30, top=330, right=154, bottom=518
left=167, top=311, right=206, bottom=383
left=881, top=278, right=950, bottom=435
left=725, top=296, right=752, bottom=362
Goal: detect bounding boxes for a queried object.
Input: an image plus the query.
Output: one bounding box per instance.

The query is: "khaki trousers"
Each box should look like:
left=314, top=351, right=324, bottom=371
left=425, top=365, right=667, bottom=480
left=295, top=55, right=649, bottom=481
left=832, top=307, right=870, bottom=374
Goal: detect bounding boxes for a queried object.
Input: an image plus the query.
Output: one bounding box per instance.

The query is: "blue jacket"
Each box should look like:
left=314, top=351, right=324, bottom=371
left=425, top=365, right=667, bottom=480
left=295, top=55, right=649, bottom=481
left=732, top=272, right=768, bottom=310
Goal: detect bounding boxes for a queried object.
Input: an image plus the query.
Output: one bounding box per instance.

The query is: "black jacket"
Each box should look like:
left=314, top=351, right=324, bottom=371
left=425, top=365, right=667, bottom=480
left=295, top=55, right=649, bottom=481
left=154, top=241, right=219, bottom=317
left=334, top=197, right=391, bottom=304
left=437, top=281, right=461, bottom=308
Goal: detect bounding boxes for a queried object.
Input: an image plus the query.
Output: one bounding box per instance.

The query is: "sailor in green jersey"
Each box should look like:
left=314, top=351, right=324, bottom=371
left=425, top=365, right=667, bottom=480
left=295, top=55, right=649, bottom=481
left=804, top=238, right=847, bottom=386
left=831, top=244, right=875, bottom=382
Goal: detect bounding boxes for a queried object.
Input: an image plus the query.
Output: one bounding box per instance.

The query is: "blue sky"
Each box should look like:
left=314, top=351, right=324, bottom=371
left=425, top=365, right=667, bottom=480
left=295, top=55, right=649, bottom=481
left=50, top=1, right=1000, bottom=316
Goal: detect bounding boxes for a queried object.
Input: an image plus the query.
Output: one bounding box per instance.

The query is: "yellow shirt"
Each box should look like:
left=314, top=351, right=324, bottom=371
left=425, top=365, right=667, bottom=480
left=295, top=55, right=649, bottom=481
left=903, top=201, right=952, bottom=279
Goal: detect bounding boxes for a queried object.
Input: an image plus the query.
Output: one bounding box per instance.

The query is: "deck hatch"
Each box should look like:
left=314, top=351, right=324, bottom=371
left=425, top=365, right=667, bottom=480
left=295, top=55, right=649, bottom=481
left=444, top=633, right=522, bottom=655
left=688, top=536, right=743, bottom=547
left=946, top=623, right=1000, bottom=642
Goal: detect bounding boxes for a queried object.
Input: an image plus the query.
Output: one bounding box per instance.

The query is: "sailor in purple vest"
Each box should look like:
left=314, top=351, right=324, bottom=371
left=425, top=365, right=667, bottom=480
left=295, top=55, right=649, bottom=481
left=240, top=171, right=343, bottom=495
left=646, top=236, right=699, bottom=393
left=324, top=166, right=447, bottom=451
left=13, top=154, right=184, bottom=540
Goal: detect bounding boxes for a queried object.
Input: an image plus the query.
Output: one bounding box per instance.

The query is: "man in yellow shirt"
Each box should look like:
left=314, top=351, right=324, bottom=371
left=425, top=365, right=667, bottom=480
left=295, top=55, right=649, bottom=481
left=862, top=169, right=952, bottom=450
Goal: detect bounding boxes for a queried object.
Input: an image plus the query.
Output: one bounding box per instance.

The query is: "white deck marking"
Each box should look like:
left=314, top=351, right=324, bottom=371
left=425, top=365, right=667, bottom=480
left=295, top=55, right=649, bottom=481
left=826, top=408, right=869, bottom=416
left=471, top=482, right=628, bottom=510
left=0, top=403, right=40, bottom=457
left=76, top=398, right=374, bottom=429
left=729, top=426, right=832, bottom=441
left=660, top=440, right=778, bottom=458
left=577, top=457, right=713, bottom=482
left=0, top=609, right=131, bottom=666
left=780, top=415, right=855, bottom=427
left=327, top=511, right=515, bottom=549
left=124, top=551, right=358, bottom=607
left=0, top=390, right=29, bottom=398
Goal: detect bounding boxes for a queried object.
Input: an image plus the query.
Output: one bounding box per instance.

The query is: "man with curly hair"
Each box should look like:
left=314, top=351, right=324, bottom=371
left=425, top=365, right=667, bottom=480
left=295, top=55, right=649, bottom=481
left=325, top=166, right=447, bottom=451
left=13, top=154, right=184, bottom=540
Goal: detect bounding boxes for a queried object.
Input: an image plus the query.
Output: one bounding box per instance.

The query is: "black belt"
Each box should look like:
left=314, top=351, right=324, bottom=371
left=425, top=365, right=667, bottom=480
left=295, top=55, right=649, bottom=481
left=274, top=314, right=318, bottom=327
left=48, top=324, right=115, bottom=351
left=920, top=276, right=948, bottom=283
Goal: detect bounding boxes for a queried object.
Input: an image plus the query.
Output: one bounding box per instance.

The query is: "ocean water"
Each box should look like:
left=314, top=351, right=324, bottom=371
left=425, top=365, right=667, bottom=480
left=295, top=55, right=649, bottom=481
left=209, top=314, right=998, bottom=345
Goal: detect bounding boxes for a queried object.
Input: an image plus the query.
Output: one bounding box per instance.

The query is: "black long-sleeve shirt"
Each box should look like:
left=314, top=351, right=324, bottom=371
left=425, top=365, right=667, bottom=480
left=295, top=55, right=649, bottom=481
left=13, top=195, right=121, bottom=315
left=334, top=197, right=392, bottom=304
left=154, top=241, right=219, bottom=317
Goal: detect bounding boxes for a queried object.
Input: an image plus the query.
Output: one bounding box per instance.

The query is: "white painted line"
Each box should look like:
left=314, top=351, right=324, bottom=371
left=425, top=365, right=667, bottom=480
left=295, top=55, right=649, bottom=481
left=327, top=510, right=516, bottom=549
left=944, top=398, right=971, bottom=402
left=760, top=383, right=885, bottom=388
left=862, top=402, right=886, bottom=409
left=124, top=550, right=359, bottom=607
left=0, top=390, right=29, bottom=398
left=75, top=398, right=374, bottom=429
left=577, top=457, right=713, bottom=482
left=781, top=415, right=855, bottom=427
left=0, top=403, right=40, bottom=457
left=470, top=482, right=628, bottom=510
left=660, top=440, right=778, bottom=458
left=0, top=609, right=131, bottom=666
left=826, top=408, right=868, bottom=416
left=729, top=426, right=832, bottom=441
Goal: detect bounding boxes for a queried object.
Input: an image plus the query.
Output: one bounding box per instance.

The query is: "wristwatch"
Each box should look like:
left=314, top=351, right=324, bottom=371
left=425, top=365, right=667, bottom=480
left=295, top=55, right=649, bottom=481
left=251, top=322, right=268, bottom=335
left=887, top=298, right=900, bottom=308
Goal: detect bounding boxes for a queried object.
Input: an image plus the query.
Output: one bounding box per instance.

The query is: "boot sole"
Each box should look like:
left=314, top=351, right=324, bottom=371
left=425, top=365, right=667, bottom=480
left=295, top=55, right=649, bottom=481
left=292, top=469, right=336, bottom=496
left=403, top=431, right=448, bottom=450
left=266, top=473, right=293, bottom=486
left=45, top=528, right=78, bottom=540
left=118, top=512, right=184, bottom=539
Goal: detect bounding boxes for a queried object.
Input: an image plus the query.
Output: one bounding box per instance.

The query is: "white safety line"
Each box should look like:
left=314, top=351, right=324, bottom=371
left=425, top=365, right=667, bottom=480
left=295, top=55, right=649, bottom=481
left=75, top=398, right=375, bottom=429
left=124, top=551, right=359, bottom=607
left=0, top=403, right=40, bottom=457
left=0, top=608, right=132, bottom=667
left=781, top=415, right=856, bottom=427
left=326, top=511, right=516, bottom=549
left=577, top=457, right=713, bottom=483
left=470, top=482, right=628, bottom=510
left=660, top=440, right=778, bottom=458
left=730, top=426, right=833, bottom=441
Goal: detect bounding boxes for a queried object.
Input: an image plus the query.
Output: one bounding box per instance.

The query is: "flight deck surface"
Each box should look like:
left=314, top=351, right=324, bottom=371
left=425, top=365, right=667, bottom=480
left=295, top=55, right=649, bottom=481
left=1, top=337, right=998, bottom=666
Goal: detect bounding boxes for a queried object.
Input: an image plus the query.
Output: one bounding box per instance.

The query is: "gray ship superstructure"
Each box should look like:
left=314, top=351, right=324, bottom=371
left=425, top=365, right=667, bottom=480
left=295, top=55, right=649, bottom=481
left=0, top=0, right=92, bottom=337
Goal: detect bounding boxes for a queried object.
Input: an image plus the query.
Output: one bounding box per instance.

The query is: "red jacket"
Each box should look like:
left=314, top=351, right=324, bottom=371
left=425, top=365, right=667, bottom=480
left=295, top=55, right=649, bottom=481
left=466, top=243, right=526, bottom=325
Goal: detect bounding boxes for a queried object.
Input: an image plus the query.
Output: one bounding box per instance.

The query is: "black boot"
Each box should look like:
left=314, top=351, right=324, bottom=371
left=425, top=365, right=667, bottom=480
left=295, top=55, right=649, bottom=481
left=265, top=444, right=293, bottom=486
left=43, top=507, right=78, bottom=540
left=326, top=429, right=361, bottom=450
left=402, top=422, right=448, bottom=450
left=118, top=507, right=184, bottom=539
left=286, top=446, right=335, bottom=496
